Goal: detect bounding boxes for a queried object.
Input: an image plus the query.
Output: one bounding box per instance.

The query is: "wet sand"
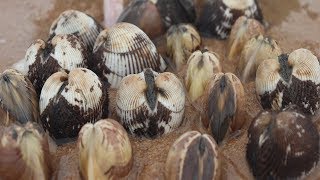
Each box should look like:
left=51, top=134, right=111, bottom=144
left=0, top=0, right=320, bottom=179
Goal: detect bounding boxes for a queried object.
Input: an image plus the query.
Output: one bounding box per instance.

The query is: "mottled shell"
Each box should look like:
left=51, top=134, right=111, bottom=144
left=0, top=69, right=39, bottom=126
left=0, top=122, right=51, bottom=180
left=167, top=24, right=201, bottom=71
left=78, top=119, right=133, bottom=179
left=39, top=68, right=108, bottom=140
left=93, top=22, right=167, bottom=88
left=49, top=9, right=103, bottom=52
left=116, top=68, right=185, bottom=138
left=238, top=35, right=282, bottom=82
left=246, top=110, right=319, bottom=179
left=185, top=50, right=222, bottom=101
left=227, top=16, right=265, bottom=60
left=165, top=131, right=220, bottom=180
left=200, top=72, right=245, bottom=143
left=196, top=0, right=263, bottom=39
left=256, top=48, right=320, bottom=114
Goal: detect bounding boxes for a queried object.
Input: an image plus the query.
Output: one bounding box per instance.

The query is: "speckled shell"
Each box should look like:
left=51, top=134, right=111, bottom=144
left=238, top=35, right=282, bottom=82
left=185, top=50, right=222, bottom=101
left=93, top=22, right=167, bottom=88
left=166, top=24, right=201, bottom=71
left=49, top=9, right=103, bottom=52
left=256, top=48, right=320, bottom=114
left=227, top=16, right=265, bottom=60
left=39, top=68, right=108, bottom=140
left=196, top=0, right=263, bottom=39
left=246, top=110, right=319, bottom=179
left=0, top=69, right=39, bottom=126
left=0, top=122, right=51, bottom=180
left=200, top=72, right=245, bottom=143
left=116, top=68, right=185, bottom=138
left=78, top=119, right=133, bottom=179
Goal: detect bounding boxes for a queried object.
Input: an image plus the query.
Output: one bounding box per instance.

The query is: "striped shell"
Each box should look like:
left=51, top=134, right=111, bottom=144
left=0, top=69, right=39, bottom=126
left=49, top=9, right=103, bottom=52
left=93, top=22, right=167, bottom=88
left=185, top=50, right=222, bottom=101
left=196, top=0, right=263, bottom=39
left=39, top=68, right=108, bottom=140
left=116, top=68, right=185, bottom=138
left=238, top=35, right=282, bottom=82
left=246, top=110, right=319, bottom=179
left=200, top=72, right=245, bottom=143
left=166, top=24, right=201, bottom=71
left=78, top=119, right=133, bottom=179
left=165, top=131, right=220, bottom=180
left=256, top=48, right=320, bottom=114
left=0, top=122, right=51, bottom=180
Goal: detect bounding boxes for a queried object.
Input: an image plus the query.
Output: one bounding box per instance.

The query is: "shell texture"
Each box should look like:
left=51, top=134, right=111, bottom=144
left=116, top=68, right=185, bottom=138
left=93, top=22, right=167, bottom=88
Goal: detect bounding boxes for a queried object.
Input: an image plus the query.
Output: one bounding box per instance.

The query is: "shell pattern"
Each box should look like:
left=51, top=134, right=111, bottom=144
left=93, top=22, right=167, bottom=88
left=116, top=68, right=185, bottom=138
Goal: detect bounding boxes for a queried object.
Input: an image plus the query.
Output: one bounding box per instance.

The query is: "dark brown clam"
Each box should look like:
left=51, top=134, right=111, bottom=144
left=246, top=110, right=319, bottom=179
left=165, top=131, right=220, bottom=180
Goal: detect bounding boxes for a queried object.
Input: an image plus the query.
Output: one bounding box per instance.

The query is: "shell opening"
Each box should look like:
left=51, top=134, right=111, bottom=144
left=144, top=68, right=157, bottom=111
left=278, top=54, right=292, bottom=83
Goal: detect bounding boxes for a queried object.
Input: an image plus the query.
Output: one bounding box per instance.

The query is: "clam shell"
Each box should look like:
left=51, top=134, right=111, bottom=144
left=246, top=110, right=319, bottom=179
left=0, top=69, right=39, bottom=125
left=165, top=131, right=220, bottom=180
left=78, top=119, right=132, bottom=179
left=166, top=24, right=201, bottom=71
left=93, top=22, right=167, bottom=88
left=185, top=50, right=221, bottom=101
left=0, top=122, right=51, bottom=180
left=116, top=68, right=185, bottom=138
left=49, top=9, right=103, bottom=52
left=39, top=68, right=108, bottom=140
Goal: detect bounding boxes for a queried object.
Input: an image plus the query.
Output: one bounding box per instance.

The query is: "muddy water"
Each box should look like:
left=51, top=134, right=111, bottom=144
left=1, top=0, right=320, bottom=179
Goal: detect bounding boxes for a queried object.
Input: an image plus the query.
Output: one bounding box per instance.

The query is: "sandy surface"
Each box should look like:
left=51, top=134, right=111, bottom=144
left=0, top=0, right=320, bottom=179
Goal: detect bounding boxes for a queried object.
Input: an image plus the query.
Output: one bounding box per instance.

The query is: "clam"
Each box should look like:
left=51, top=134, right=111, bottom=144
left=0, top=122, right=51, bottom=179
left=165, top=131, right=220, bottom=180
left=185, top=50, right=222, bottom=101
left=196, top=0, right=263, bottom=39
left=39, top=68, right=108, bottom=140
left=200, top=72, right=245, bottom=143
left=238, top=35, right=282, bottom=82
left=0, top=69, right=39, bottom=126
left=116, top=68, right=185, bottom=138
left=49, top=9, right=103, bottom=52
left=78, top=119, right=133, bottom=179
left=227, top=16, right=265, bottom=60
left=93, top=22, right=167, bottom=88
left=166, top=24, right=201, bottom=71
left=256, top=48, right=320, bottom=114
left=246, top=110, right=319, bottom=179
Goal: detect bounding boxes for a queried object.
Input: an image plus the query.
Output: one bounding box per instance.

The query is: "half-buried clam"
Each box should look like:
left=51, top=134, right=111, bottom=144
left=246, top=110, right=319, bottom=179
left=116, top=68, right=185, bottom=138
left=78, top=119, right=133, bottom=179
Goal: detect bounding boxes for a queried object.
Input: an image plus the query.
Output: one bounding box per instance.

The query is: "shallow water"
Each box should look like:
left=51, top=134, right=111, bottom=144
left=0, top=0, right=320, bottom=179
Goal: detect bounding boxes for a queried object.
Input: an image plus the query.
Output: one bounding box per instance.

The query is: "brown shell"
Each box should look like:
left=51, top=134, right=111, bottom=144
left=246, top=110, right=319, bottom=179
left=78, top=119, right=133, bottom=179
left=0, top=69, right=39, bottom=126
left=165, top=131, right=220, bottom=180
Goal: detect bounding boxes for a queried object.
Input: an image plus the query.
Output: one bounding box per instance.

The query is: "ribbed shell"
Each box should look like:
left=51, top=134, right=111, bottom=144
left=116, top=68, right=185, bottom=138
left=78, top=119, right=132, bottom=179
left=165, top=131, right=219, bottom=180
left=0, top=69, right=39, bottom=125
left=246, top=110, right=319, bottom=179
left=39, top=68, right=108, bottom=140
left=185, top=50, right=221, bottom=101
left=93, top=23, right=167, bottom=88
left=49, top=9, right=103, bottom=52
left=166, top=24, right=201, bottom=71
